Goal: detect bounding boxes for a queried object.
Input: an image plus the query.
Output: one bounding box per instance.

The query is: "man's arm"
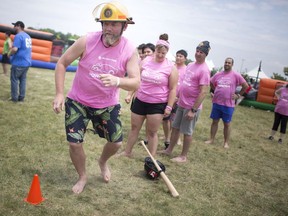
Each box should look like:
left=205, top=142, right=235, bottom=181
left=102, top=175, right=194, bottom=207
left=239, top=82, right=249, bottom=95
left=53, top=36, right=86, bottom=113
left=191, top=85, right=209, bottom=110
left=7, top=47, right=18, bottom=57
left=234, top=82, right=249, bottom=99
left=117, top=49, right=140, bottom=91
left=186, top=84, right=209, bottom=119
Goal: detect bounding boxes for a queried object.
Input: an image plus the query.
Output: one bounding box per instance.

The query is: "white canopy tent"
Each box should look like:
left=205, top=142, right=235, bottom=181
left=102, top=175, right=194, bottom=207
left=246, top=67, right=269, bottom=79
left=206, top=59, right=215, bottom=71
left=166, top=51, right=175, bottom=62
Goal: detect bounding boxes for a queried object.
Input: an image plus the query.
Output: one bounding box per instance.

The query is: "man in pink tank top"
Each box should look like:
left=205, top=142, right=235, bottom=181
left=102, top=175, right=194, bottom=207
left=52, top=1, right=140, bottom=194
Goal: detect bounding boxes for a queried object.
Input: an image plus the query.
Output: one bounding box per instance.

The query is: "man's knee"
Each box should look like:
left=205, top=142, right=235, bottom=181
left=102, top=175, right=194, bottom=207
left=212, top=119, right=220, bottom=125
left=69, top=142, right=83, bottom=151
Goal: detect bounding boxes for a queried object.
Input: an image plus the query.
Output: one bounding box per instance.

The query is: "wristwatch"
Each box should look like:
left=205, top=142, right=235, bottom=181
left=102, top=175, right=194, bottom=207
left=191, top=108, right=198, bottom=113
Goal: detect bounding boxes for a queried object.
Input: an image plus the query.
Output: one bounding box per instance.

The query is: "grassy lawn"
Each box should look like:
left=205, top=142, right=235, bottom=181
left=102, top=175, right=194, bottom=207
left=0, top=67, right=287, bottom=216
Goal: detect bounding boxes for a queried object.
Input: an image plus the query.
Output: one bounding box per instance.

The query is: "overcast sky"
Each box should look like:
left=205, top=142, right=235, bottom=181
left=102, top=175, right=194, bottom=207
left=2, top=0, right=288, bottom=77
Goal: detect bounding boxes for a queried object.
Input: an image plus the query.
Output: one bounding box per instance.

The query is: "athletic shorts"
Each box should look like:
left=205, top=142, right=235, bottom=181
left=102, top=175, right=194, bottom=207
left=131, top=97, right=167, bottom=115
left=172, top=106, right=201, bottom=136
left=1, top=54, right=10, bottom=64
left=210, top=103, right=234, bottom=123
left=65, top=97, right=122, bottom=143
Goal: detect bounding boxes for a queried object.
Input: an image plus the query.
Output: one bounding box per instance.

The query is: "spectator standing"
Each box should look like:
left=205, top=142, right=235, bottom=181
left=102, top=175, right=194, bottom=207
left=205, top=57, right=248, bottom=148
left=8, top=21, right=32, bottom=102
left=159, top=41, right=211, bottom=162
left=120, top=33, right=178, bottom=157
left=162, top=49, right=187, bottom=149
left=268, top=84, right=288, bottom=144
left=1, top=31, right=12, bottom=76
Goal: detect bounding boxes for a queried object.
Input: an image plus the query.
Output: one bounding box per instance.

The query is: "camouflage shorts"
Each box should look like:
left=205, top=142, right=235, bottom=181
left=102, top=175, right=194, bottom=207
left=65, top=98, right=123, bottom=143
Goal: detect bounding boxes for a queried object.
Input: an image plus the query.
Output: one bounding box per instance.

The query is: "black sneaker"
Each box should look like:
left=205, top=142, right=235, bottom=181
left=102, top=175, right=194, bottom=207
left=164, top=141, right=170, bottom=149
left=268, top=136, right=274, bottom=140
left=278, top=139, right=282, bottom=144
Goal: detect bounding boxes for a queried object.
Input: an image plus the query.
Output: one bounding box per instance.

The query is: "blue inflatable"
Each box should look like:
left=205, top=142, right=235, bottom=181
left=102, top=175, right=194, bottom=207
left=31, top=59, right=77, bottom=72
left=0, top=55, right=77, bottom=72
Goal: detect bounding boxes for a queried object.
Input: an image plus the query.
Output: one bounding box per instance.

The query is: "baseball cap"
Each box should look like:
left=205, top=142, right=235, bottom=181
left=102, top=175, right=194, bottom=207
left=12, top=21, right=25, bottom=28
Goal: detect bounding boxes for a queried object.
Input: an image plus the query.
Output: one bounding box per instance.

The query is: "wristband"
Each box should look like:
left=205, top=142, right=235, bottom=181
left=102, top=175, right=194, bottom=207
left=166, top=105, right=172, bottom=111
left=116, top=77, right=120, bottom=87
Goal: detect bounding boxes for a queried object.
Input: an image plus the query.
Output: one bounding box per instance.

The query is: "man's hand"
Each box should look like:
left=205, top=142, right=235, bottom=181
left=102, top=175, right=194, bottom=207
left=185, top=110, right=195, bottom=120
left=99, top=74, right=120, bottom=87
left=53, top=94, right=65, bottom=114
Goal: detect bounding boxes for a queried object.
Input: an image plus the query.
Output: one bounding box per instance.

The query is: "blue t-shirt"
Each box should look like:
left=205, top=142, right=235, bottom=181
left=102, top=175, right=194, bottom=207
left=11, top=31, right=32, bottom=67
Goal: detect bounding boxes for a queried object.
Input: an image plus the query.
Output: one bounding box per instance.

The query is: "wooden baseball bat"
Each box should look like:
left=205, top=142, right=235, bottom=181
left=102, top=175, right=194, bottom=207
left=140, top=141, right=179, bottom=197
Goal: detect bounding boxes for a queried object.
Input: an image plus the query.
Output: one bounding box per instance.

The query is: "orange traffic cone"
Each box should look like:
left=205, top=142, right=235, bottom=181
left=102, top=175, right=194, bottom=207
left=24, top=174, right=45, bottom=205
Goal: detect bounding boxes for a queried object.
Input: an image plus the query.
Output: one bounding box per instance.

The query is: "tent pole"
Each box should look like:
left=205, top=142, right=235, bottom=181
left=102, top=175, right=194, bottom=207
left=254, top=60, right=262, bottom=88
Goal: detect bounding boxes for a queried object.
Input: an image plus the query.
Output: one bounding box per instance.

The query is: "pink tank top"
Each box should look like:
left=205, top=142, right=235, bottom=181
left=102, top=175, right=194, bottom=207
left=136, top=56, right=174, bottom=103
left=68, top=32, right=135, bottom=108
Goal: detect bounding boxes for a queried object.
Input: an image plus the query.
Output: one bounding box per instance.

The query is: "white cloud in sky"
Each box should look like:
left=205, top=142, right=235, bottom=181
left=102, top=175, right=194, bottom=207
left=1, top=0, right=288, bottom=77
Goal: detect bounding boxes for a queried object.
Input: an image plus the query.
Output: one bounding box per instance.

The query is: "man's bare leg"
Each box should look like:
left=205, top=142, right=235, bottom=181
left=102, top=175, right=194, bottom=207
left=99, top=142, right=121, bottom=182
left=162, top=119, right=171, bottom=148
left=205, top=119, right=219, bottom=144
left=223, top=122, right=231, bottom=148
left=158, top=128, right=180, bottom=156
left=69, top=142, right=87, bottom=194
left=171, top=134, right=192, bottom=163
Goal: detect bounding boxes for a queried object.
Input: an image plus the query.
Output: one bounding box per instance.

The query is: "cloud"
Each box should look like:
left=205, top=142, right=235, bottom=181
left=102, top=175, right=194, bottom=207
left=1, top=0, right=287, bottom=77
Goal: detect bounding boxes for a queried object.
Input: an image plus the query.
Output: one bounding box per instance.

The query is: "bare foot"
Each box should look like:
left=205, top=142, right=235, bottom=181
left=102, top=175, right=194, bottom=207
left=116, top=151, right=132, bottom=158
left=72, top=177, right=87, bottom=194
left=224, top=143, right=229, bottom=149
left=205, top=140, right=214, bottom=144
left=171, top=156, right=187, bottom=163
left=157, top=149, right=171, bottom=156
left=98, top=160, right=111, bottom=183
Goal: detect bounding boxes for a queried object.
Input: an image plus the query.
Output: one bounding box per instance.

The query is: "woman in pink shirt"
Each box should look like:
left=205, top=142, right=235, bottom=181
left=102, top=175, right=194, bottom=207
left=120, top=33, right=178, bottom=157
left=268, top=84, right=288, bottom=144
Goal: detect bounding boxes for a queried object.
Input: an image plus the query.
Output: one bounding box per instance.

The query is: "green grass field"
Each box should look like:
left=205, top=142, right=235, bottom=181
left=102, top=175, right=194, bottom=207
left=0, top=67, right=287, bottom=216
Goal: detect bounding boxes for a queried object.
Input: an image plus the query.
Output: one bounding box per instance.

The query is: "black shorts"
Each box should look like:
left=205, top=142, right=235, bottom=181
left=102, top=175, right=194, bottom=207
left=131, top=97, right=167, bottom=115
left=1, top=54, right=10, bottom=64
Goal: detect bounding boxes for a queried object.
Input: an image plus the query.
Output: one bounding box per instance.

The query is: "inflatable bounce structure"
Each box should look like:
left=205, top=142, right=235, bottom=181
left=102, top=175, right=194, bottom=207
left=240, top=78, right=288, bottom=111
left=0, top=24, right=77, bottom=72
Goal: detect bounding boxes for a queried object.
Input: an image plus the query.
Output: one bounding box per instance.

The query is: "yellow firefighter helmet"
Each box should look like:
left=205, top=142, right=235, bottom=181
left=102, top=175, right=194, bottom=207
left=92, top=1, right=134, bottom=24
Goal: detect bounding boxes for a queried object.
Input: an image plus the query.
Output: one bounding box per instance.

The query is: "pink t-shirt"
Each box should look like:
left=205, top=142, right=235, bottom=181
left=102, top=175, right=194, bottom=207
left=178, top=62, right=210, bottom=109
left=68, top=32, right=135, bottom=108
left=136, top=56, right=174, bottom=103
left=275, top=87, right=288, bottom=116
left=211, top=70, right=246, bottom=107
left=176, top=64, right=187, bottom=96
